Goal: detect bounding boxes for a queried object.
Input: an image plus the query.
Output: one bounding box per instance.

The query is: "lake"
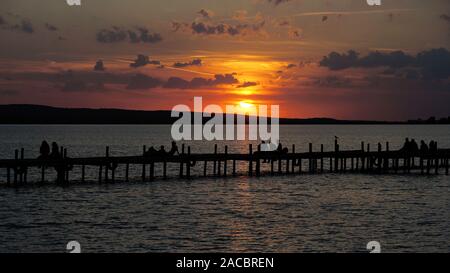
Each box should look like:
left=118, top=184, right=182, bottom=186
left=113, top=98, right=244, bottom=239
left=0, top=125, right=449, bottom=252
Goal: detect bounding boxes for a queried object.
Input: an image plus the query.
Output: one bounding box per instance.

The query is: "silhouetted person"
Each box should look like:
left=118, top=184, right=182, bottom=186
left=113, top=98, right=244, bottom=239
left=429, top=140, right=437, bottom=154
left=39, top=140, right=50, bottom=159
left=50, top=142, right=61, bottom=159
left=159, top=145, right=167, bottom=156
left=410, top=139, right=419, bottom=154
left=169, top=141, right=179, bottom=156
left=277, top=142, right=283, bottom=153
left=400, top=138, right=410, bottom=153
left=145, top=146, right=158, bottom=157
left=420, top=140, right=429, bottom=154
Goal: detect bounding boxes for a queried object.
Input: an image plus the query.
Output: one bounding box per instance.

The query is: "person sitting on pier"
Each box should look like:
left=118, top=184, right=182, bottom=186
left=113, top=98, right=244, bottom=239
left=144, top=146, right=158, bottom=157
left=420, top=140, right=429, bottom=155
left=39, top=140, right=50, bottom=159
left=429, top=141, right=438, bottom=154
left=49, top=142, right=61, bottom=159
left=158, top=145, right=167, bottom=156
left=410, top=139, right=419, bottom=154
left=168, top=141, right=179, bottom=156
left=400, top=138, right=411, bottom=153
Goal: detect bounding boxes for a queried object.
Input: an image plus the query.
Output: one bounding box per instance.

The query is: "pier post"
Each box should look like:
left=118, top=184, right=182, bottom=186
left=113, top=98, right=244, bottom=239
left=367, top=144, right=372, bottom=172
left=63, top=148, right=68, bottom=183
left=213, top=144, right=217, bottom=176
left=271, top=157, right=274, bottom=175
left=224, top=146, right=228, bottom=177
left=105, top=146, right=109, bottom=182
left=309, top=143, right=313, bottom=173
left=361, top=142, right=365, bottom=172
left=186, top=146, right=191, bottom=179
left=445, top=158, right=449, bottom=175
left=125, top=163, right=129, bottom=182
left=150, top=160, right=155, bottom=181
left=142, top=145, right=146, bottom=182
left=298, top=158, right=302, bottom=174
left=256, top=144, right=261, bottom=177
left=320, top=144, right=324, bottom=173
left=180, top=144, right=185, bottom=178
left=248, top=144, right=253, bottom=176
left=14, top=149, right=18, bottom=185
left=378, top=143, right=382, bottom=173
left=291, top=145, right=296, bottom=173
left=232, top=160, right=236, bottom=176
left=334, top=142, right=339, bottom=172
left=20, top=148, right=24, bottom=183
left=204, top=161, right=208, bottom=177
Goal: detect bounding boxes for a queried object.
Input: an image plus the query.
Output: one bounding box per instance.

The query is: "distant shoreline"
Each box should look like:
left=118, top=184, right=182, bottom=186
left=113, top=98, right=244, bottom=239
left=1, top=104, right=449, bottom=125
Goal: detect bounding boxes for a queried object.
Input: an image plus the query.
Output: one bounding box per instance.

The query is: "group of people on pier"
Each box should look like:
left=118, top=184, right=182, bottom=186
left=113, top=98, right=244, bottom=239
left=144, top=141, right=180, bottom=157
left=38, top=141, right=63, bottom=159
left=400, top=138, right=438, bottom=155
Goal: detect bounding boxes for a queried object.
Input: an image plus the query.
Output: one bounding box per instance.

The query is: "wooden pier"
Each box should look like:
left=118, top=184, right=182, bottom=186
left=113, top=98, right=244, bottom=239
left=0, top=141, right=449, bottom=186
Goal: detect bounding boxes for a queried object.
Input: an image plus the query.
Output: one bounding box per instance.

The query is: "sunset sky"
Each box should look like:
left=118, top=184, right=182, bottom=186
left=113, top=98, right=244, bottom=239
left=0, top=0, right=449, bottom=120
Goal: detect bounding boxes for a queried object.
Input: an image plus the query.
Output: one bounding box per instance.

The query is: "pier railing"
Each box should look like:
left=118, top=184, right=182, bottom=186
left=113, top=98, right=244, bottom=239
left=0, top=142, right=449, bottom=186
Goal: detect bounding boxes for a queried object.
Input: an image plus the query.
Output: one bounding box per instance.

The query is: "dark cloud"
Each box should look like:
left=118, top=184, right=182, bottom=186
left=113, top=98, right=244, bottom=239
left=10, top=20, right=34, bottom=33
left=171, top=22, right=189, bottom=32
left=96, top=27, right=127, bottom=43
left=130, top=54, right=160, bottom=68
left=198, top=9, right=213, bottom=19
left=94, top=60, right=106, bottom=71
left=126, top=74, right=162, bottom=90
left=173, top=59, right=202, bottom=68
left=286, top=63, right=297, bottom=69
left=236, top=81, right=258, bottom=88
left=322, top=16, right=328, bottom=22
left=97, top=26, right=162, bottom=44
left=128, top=27, right=163, bottom=44
left=182, top=20, right=265, bottom=36
left=268, top=0, right=292, bottom=6
left=45, top=23, right=58, bottom=31
left=314, top=76, right=353, bottom=88
left=164, top=73, right=239, bottom=89
left=320, top=48, right=450, bottom=80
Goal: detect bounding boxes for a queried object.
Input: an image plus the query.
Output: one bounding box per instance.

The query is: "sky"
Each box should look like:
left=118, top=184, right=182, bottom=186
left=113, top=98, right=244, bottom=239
left=0, top=0, right=449, bottom=120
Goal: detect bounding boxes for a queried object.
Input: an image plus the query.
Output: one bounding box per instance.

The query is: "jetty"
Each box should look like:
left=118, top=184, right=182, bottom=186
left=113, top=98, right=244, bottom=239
left=0, top=140, right=449, bottom=186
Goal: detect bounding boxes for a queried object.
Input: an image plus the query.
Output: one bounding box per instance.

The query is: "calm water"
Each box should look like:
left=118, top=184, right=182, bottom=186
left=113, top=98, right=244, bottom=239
left=0, top=125, right=449, bottom=252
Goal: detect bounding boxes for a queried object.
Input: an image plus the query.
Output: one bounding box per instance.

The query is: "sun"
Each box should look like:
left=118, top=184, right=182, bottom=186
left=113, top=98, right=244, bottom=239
left=239, top=101, right=254, bottom=109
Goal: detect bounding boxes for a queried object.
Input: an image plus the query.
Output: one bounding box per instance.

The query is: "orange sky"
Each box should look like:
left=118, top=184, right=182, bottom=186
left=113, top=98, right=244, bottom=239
left=0, top=0, right=449, bottom=120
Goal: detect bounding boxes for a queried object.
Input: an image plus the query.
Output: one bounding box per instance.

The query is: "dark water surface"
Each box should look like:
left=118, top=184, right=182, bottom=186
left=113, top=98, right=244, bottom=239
left=0, top=125, right=449, bottom=252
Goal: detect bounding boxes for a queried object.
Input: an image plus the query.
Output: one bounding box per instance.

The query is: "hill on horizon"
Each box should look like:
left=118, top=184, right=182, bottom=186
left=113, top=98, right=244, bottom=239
left=0, top=104, right=430, bottom=125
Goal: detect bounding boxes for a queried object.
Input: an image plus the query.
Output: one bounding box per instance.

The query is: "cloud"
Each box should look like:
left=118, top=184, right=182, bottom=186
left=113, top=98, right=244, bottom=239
left=236, top=81, right=258, bottom=88
left=96, top=27, right=127, bottom=43
left=130, top=54, right=160, bottom=68
left=175, top=20, right=265, bottom=37
left=286, top=64, right=297, bottom=69
left=0, top=16, right=6, bottom=25
left=173, top=59, right=202, bottom=68
left=94, top=60, right=106, bottom=71
left=97, top=26, right=162, bottom=44
left=164, top=73, right=239, bottom=89
left=128, top=27, right=163, bottom=43
left=45, top=23, right=58, bottom=31
left=314, top=76, right=353, bottom=88
left=198, top=9, right=214, bottom=19
left=267, top=0, right=292, bottom=6
left=9, top=20, right=34, bottom=33
left=126, top=74, right=162, bottom=90
left=320, top=48, right=450, bottom=80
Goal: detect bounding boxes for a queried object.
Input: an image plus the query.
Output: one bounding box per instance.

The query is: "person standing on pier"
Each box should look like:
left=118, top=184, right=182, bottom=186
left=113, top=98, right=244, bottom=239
left=39, top=141, right=50, bottom=159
